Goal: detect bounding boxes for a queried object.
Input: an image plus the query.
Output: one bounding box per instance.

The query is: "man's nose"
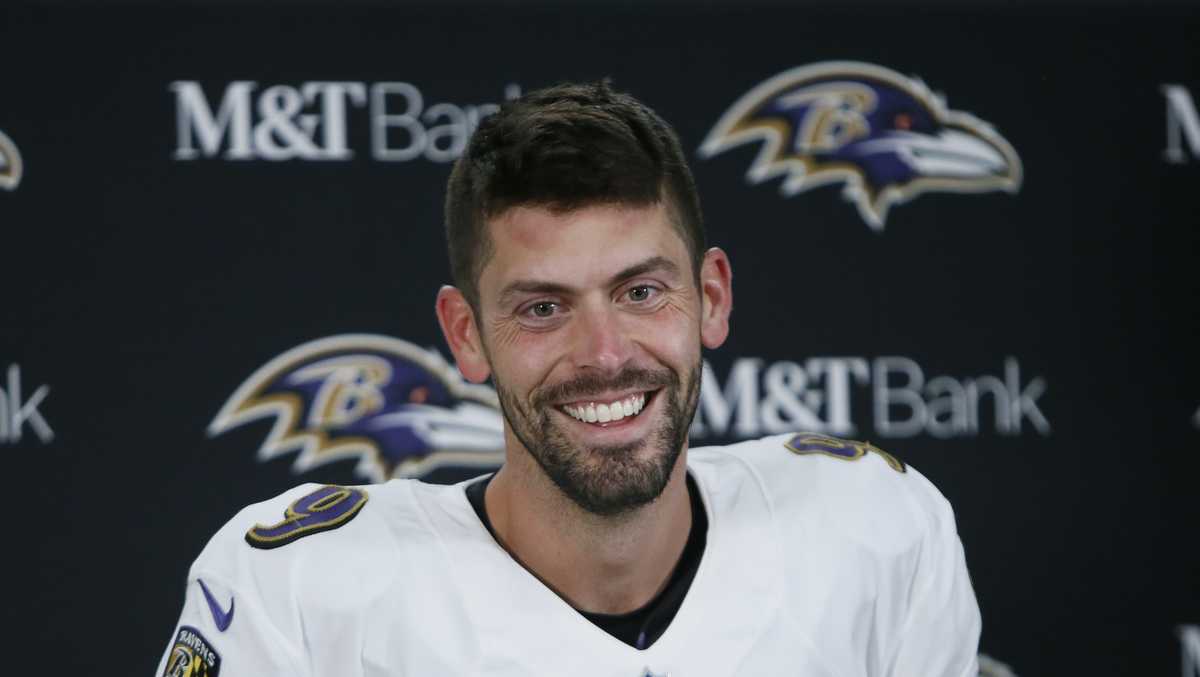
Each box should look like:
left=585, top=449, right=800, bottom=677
left=570, top=301, right=634, bottom=374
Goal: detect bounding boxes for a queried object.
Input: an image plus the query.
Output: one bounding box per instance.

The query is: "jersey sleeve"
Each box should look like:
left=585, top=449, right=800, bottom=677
left=153, top=484, right=326, bottom=677
left=885, top=485, right=981, bottom=677
left=154, top=571, right=309, bottom=677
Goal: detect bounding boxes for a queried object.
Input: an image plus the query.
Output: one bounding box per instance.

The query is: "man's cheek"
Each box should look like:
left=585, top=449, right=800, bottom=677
left=486, top=317, right=535, bottom=352
left=657, top=295, right=702, bottom=326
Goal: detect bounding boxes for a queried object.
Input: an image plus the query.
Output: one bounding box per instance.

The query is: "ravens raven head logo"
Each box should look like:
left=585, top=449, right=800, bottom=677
left=0, top=129, right=22, bottom=191
left=700, top=61, right=1021, bottom=230
left=208, top=334, right=504, bottom=482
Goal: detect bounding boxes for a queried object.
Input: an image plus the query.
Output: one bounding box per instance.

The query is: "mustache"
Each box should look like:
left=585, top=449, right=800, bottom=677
left=534, top=367, right=677, bottom=407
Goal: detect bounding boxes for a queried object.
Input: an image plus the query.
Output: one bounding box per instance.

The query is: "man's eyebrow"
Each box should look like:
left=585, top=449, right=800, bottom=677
left=497, top=280, right=576, bottom=306
left=496, top=256, right=681, bottom=306
left=607, top=256, right=680, bottom=286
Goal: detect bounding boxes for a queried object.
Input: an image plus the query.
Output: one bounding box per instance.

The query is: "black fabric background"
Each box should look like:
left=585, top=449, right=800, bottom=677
left=1, top=4, right=1197, bottom=675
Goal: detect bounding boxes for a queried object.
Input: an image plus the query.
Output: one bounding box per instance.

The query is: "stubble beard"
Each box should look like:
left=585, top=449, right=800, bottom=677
left=495, top=361, right=701, bottom=517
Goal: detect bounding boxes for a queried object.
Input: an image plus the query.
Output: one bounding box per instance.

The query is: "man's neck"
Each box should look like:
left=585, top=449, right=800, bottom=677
left=484, top=446, right=693, bottom=615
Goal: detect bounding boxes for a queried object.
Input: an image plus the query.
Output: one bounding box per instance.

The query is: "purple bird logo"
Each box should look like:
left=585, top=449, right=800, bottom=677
left=208, top=334, right=504, bottom=481
left=700, top=61, right=1022, bottom=230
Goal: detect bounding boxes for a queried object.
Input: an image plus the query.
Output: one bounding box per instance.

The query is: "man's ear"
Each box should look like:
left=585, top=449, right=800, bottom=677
left=435, top=286, right=492, bottom=383
left=699, top=247, right=733, bottom=350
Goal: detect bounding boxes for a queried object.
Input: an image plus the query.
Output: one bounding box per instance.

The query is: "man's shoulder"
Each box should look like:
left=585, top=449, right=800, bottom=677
left=690, top=431, right=914, bottom=491
left=690, top=433, right=955, bottom=551
left=188, top=478, right=470, bottom=592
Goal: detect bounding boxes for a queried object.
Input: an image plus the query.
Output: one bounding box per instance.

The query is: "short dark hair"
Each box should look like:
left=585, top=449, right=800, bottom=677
left=444, top=80, right=705, bottom=310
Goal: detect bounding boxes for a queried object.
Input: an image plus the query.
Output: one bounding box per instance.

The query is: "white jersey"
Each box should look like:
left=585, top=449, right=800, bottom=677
left=157, top=433, right=980, bottom=677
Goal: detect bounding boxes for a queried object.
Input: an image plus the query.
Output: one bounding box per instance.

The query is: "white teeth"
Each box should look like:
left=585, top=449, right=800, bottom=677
left=562, top=392, right=650, bottom=425
left=609, top=400, right=625, bottom=421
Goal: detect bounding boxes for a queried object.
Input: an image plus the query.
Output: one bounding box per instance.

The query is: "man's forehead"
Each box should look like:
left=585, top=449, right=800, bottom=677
left=481, top=202, right=687, bottom=284
left=489, top=201, right=671, bottom=241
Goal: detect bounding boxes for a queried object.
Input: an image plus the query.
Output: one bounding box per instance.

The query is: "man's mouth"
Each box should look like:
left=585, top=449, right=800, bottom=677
left=558, top=391, right=653, bottom=425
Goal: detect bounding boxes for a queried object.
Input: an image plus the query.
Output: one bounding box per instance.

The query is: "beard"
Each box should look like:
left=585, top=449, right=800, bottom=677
left=494, top=361, right=701, bottom=517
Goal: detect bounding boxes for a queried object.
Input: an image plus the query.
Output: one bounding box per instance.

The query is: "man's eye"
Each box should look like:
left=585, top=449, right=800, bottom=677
left=530, top=302, right=558, bottom=318
left=628, top=285, right=654, bottom=302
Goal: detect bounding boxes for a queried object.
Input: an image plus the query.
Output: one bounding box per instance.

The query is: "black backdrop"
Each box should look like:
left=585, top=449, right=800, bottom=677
left=2, top=3, right=1198, bottom=675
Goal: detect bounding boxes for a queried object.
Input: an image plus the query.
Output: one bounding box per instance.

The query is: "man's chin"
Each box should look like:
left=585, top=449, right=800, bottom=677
left=503, top=375, right=694, bottom=516
left=552, top=420, right=666, bottom=467
left=559, top=464, right=673, bottom=517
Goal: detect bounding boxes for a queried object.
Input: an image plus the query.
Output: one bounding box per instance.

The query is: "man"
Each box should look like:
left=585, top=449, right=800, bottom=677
left=157, top=81, right=981, bottom=676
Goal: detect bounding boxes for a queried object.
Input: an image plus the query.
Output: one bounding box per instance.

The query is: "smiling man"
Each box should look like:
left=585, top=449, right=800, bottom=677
left=158, top=81, right=981, bottom=677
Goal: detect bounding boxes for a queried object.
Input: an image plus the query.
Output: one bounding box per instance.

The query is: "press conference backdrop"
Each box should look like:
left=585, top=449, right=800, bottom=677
left=2, top=2, right=1198, bottom=675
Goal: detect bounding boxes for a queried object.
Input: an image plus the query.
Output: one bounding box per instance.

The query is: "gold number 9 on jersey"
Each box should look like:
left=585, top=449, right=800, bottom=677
left=245, top=485, right=369, bottom=549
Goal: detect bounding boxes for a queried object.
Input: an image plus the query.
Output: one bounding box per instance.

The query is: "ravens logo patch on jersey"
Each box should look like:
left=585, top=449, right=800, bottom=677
left=163, top=626, right=221, bottom=677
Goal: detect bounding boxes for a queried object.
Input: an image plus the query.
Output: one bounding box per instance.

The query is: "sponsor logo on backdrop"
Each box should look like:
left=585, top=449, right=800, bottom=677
left=211, top=336, right=1049, bottom=482
left=700, top=61, right=1022, bottom=230
left=689, top=356, right=1049, bottom=440
left=0, top=129, right=22, bottom=191
left=208, top=335, right=504, bottom=481
left=0, top=364, right=53, bottom=444
left=1162, top=84, right=1200, bottom=164
left=171, top=81, right=520, bottom=163
left=1181, top=625, right=1200, bottom=677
